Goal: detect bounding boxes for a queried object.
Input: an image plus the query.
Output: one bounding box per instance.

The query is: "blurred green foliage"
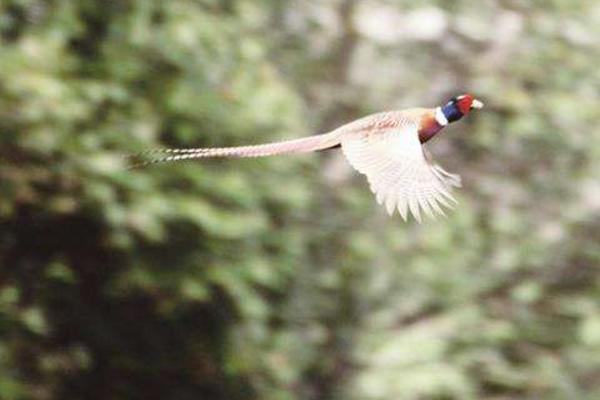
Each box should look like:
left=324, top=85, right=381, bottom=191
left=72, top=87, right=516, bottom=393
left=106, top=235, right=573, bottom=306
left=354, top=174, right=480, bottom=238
left=0, top=1, right=599, bottom=399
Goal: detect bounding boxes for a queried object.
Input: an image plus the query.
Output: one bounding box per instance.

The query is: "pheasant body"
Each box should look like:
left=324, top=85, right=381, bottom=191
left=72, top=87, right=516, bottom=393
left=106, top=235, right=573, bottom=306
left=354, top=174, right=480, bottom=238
left=129, top=94, right=483, bottom=222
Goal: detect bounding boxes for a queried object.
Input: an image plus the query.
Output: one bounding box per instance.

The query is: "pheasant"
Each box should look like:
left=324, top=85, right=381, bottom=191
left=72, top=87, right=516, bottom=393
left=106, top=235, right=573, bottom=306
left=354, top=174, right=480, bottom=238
left=129, top=94, right=484, bottom=222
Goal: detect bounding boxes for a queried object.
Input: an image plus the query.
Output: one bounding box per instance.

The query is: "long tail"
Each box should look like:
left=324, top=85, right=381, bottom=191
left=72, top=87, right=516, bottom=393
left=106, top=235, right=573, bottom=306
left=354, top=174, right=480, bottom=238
left=126, top=132, right=341, bottom=168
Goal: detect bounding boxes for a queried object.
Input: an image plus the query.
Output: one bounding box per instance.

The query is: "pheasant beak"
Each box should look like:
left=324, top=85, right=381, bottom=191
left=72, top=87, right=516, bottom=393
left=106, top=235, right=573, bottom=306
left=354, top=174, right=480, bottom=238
left=471, top=99, right=484, bottom=109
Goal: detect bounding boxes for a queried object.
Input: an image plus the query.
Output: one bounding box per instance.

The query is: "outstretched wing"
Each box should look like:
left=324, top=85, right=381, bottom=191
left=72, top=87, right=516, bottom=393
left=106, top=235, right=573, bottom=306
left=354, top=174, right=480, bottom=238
left=340, top=124, right=461, bottom=222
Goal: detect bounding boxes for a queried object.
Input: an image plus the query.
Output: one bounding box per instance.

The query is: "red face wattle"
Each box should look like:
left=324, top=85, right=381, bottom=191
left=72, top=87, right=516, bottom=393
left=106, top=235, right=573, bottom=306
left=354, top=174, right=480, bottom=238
left=456, top=94, right=475, bottom=115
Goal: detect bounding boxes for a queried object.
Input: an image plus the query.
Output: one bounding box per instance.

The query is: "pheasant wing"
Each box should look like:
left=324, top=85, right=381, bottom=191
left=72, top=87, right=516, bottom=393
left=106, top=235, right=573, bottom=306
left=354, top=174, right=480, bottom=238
left=341, top=124, right=461, bottom=222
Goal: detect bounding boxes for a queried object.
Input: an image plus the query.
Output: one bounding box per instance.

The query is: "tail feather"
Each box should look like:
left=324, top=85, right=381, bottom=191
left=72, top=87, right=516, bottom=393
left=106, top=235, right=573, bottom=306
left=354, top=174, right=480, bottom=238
left=126, top=132, right=340, bottom=169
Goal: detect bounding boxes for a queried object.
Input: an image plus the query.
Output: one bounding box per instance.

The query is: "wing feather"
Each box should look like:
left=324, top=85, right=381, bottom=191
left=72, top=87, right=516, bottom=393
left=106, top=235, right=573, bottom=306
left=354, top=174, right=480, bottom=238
left=341, top=124, right=461, bottom=222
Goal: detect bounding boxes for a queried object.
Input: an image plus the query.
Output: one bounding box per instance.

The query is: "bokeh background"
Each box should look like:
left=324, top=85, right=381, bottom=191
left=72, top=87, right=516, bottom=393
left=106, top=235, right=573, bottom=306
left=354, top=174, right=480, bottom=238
left=1, top=1, right=599, bottom=399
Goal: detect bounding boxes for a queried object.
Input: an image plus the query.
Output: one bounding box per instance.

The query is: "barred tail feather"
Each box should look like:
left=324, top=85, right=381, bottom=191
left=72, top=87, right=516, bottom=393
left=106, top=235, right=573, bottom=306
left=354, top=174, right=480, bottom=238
left=126, top=132, right=340, bottom=169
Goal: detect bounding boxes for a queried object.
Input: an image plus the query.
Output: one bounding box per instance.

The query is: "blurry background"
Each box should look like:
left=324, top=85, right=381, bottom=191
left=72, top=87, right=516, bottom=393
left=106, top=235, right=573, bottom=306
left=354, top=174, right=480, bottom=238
left=1, top=0, right=599, bottom=399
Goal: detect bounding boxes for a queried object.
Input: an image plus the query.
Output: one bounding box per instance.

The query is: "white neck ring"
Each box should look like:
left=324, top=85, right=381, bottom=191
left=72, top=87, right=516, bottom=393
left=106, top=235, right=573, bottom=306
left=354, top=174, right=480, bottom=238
left=435, top=107, right=448, bottom=126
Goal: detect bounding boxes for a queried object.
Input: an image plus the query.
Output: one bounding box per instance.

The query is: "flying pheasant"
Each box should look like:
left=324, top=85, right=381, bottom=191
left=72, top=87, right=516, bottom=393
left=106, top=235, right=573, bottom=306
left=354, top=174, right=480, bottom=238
left=129, top=94, right=484, bottom=222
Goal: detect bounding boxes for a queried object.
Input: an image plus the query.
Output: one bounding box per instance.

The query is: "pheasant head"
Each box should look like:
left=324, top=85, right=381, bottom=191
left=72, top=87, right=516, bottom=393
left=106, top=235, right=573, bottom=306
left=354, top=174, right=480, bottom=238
left=436, top=94, right=484, bottom=125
